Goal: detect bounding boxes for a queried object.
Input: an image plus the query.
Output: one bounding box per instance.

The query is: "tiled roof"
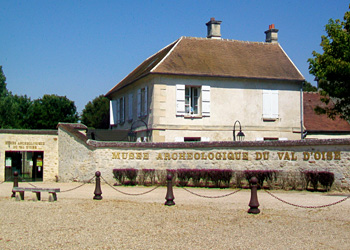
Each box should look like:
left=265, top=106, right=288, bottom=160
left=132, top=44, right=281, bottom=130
left=106, top=37, right=304, bottom=97
left=303, top=92, right=350, bottom=132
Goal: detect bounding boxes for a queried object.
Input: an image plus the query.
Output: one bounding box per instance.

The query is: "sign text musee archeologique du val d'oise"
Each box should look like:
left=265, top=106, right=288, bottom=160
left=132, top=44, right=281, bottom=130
left=112, top=150, right=341, bottom=161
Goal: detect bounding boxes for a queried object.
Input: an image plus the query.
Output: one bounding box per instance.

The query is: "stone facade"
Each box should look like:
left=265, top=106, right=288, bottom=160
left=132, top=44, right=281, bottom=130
left=109, top=75, right=302, bottom=142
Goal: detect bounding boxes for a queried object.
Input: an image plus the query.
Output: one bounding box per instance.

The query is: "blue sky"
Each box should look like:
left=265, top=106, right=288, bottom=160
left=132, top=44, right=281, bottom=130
left=1, top=0, right=349, bottom=113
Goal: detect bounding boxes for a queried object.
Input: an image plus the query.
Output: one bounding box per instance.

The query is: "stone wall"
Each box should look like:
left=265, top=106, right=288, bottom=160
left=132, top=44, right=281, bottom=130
left=58, top=124, right=350, bottom=189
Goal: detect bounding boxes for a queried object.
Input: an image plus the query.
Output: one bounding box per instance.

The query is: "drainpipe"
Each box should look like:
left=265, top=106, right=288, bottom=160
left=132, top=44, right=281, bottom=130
left=300, top=82, right=304, bottom=139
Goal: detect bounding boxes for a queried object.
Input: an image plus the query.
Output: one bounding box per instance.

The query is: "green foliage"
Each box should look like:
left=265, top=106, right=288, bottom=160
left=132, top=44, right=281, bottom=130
left=81, top=95, right=110, bottom=129
left=0, top=66, right=9, bottom=97
left=308, top=5, right=350, bottom=120
left=302, top=81, right=318, bottom=92
left=0, top=66, right=78, bottom=129
left=26, top=94, right=79, bottom=129
left=0, top=67, right=32, bottom=129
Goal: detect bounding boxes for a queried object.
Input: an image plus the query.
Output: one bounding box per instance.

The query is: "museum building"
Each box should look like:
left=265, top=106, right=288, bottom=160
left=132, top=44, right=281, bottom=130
left=106, top=19, right=305, bottom=142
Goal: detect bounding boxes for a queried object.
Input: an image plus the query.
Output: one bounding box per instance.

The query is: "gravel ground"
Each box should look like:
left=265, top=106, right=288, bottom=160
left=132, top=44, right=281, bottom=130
left=1, top=181, right=350, bottom=250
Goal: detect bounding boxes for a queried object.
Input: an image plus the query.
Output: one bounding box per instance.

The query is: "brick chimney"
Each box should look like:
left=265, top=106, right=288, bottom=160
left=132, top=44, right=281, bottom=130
left=264, top=24, right=278, bottom=43
left=206, top=17, right=222, bottom=39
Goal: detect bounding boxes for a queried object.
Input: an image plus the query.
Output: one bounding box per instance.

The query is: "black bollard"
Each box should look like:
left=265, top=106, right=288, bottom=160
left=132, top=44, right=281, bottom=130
left=11, top=171, right=19, bottom=198
left=93, top=171, right=103, bottom=200
left=248, top=177, right=260, bottom=214
left=164, top=173, right=175, bottom=206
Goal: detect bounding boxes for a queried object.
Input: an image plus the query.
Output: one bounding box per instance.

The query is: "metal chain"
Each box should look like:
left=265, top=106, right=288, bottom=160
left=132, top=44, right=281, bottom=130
left=181, top=186, right=241, bottom=199
left=18, top=177, right=39, bottom=188
left=264, top=189, right=350, bottom=209
left=101, top=176, right=161, bottom=196
left=60, top=176, right=95, bottom=193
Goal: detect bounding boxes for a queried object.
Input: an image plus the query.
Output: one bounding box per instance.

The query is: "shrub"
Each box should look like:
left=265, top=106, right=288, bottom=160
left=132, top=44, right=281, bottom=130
left=177, top=169, right=192, bottom=186
left=244, top=170, right=279, bottom=189
left=303, top=170, right=334, bottom=191
left=189, top=169, right=203, bottom=187
left=124, top=168, right=138, bottom=185
left=140, top=169, right=156, bottom=185
left=318, top=171, right=334, bottom=191
left=113, top=169, right=126, bottom=185
left=303, top=171, right=319, bottom=190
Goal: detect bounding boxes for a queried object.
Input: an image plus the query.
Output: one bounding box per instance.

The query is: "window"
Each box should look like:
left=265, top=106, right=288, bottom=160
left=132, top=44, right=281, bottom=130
left=109, top=97, right=125, bottom=126
left=262, top=90, right=278, bottom=120
left=128, top=93, right=133, bottom=122
left=185, top=86, right=200, bottom=115
left=184, top=137, right=201, bottom=142
left=176, top=84, right=210, bottom=117
left=118, top=97, right=125, bottom=124
left=110, top=100, right=117, bottom=126
left=137, top=86, right=148, bottom=118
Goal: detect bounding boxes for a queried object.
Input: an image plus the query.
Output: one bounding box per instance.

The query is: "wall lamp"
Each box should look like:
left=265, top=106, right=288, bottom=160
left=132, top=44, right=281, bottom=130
left=128, top=120, right=149, bottom=142
left=233, top=120, right=245, bottom=141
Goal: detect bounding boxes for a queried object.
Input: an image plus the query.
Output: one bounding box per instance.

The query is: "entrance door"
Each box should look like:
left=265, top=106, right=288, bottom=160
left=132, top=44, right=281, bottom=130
left=4, top=151, right=44, bottom=182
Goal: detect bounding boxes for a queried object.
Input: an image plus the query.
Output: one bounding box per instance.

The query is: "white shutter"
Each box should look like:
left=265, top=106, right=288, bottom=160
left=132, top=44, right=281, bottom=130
left=116, top=98, right=120, bottom=124
left=271, top=90, right=279, bottom=118
left=128, top=93, right=133, bottom=121
left=202, top=85, right=210, bottom=117
left=263, top=90, right=279, bottom=119
left=120, top=97, right=125, bottom=123
left=175, top=137, right=184, bottom=142
left=110, top=100, right=117, bottom=125
left=143, top=86, right=148, bottom=116
left=201, top=137, right=210, bottom=142
left=137, top=89, right=141, bottom=118
left=176, top=84, right=185, bottom=116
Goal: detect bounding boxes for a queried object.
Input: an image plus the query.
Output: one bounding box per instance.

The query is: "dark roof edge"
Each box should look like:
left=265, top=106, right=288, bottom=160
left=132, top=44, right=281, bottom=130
left=0, top=129, right=58, bottom=135
left=87, top=138, right=350, bottom=149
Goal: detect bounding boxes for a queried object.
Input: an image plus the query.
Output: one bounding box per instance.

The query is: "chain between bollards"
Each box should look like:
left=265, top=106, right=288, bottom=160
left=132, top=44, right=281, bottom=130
left=93, top=171, right=103, bottom=200
left=248, top=177, right=260, bottom=214
left=165, top=173, right=175, bottom=206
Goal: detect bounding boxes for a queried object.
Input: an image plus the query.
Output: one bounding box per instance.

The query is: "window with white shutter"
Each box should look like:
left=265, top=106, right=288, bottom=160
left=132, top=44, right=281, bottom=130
left=176, top=84, right=210, bottom=117
left=128, top=93, right=133, bottom=121
left=110, top=100, right=117, bottom=125
left=263, top=90, right=278, bottom=120
left=119, top=96, right=125, bottom=123
left=176, top=84, right=185, bottom=116
left=137, top=86, right=148, bottom=118
left=201, top=85, right=210, bottom=117
left=116, top=98, right=120, bottom=124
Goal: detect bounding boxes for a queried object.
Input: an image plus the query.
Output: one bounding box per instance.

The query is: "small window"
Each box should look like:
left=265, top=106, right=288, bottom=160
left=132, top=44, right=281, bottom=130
left=184, top=137, right=201, bottom=142
left=264, top=137, right=278, bottom=141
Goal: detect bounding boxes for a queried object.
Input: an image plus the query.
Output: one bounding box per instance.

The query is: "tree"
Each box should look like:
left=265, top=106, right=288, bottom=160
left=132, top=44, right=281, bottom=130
left=81, top=95, right=110, bottom=129
left=0, top=66, right=9, bottom=97
left=302, top=81, right=318, bottom=92
left=308, top=5, right=350, bottom=120
left=26, top=94, right=79, bottom=129
left=0, top=67, right=31, bottom=129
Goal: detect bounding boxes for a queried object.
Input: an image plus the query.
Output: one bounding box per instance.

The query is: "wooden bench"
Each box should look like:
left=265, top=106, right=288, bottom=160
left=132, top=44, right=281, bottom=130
left=12, top=187, right=60, bottom=202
